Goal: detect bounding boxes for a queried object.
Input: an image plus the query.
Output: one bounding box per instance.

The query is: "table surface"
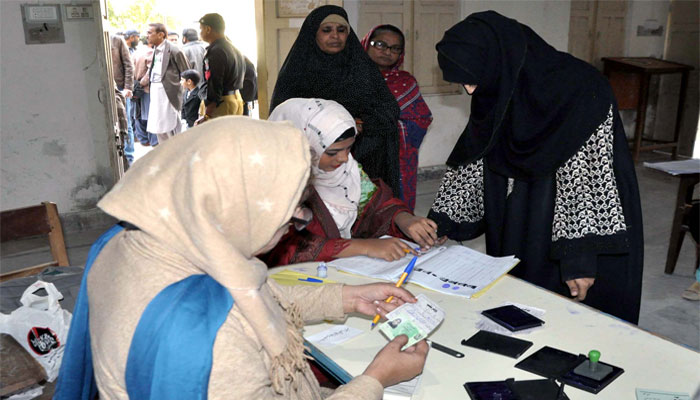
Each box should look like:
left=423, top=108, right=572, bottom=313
left=272, top=264, right=700, bottom=399
left=602, top=57, right=693, bottom=72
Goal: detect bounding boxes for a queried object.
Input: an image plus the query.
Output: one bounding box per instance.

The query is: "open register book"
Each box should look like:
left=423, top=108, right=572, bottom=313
left=328, top=241, right=519, bottom=299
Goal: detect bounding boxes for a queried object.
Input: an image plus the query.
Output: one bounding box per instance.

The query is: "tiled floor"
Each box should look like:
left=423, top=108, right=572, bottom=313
left=2, top=154, right=698, bottom=351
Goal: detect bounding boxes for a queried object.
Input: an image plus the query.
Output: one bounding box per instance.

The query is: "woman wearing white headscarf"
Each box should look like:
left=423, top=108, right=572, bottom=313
left=55, top=117, right=427, bottom=399
left=265, top=98, right=445, bottom=266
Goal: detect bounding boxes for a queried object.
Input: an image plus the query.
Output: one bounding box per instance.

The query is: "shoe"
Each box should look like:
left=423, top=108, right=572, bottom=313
left=140, top=141, right=150, bottom=146
left=682, top=281, right=700, bottom=301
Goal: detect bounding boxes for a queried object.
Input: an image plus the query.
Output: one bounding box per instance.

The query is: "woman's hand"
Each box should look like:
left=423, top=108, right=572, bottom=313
left=394, top=212, right=441, bottom=250
left=356, top=237, right=413, bottom=261
left=565, top=277, right=595, bottom=301
left=341, top=283, right=417, bottom=315
left=336, top=238, right=415, bottom=261
left=363, top=335, right=429, bottom=387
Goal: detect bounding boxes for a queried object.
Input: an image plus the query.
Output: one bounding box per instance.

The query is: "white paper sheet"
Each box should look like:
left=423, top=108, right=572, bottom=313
left=643, top=159, right=700, bottom=175
left=328, top=240, right=519, bottom=299
left=305, top=325, right=363, bottom=347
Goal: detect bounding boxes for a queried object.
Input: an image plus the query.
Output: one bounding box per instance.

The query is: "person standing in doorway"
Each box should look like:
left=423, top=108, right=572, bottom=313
left=198, top=13, right=245, bottom=122
left=168, top=31, right=180, bottom=46
left=182, top=28, right=206, bottom=86
left=111, top=34, right=135, bottom=165
left=241, top=56, right=257, bottom=116
left=123, top=29, right=140, bottom=54
left=146, top=23, right=190, bottom=143
left=133, top=41, right=158, bottom=147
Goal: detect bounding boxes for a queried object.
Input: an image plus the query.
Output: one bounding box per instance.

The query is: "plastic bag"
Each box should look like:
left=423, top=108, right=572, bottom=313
left=0, top=280, right=72, bottom=382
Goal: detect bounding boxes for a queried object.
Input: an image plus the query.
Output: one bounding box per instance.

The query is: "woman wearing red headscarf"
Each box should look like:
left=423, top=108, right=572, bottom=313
left=361, top=25, right=433, bottom=211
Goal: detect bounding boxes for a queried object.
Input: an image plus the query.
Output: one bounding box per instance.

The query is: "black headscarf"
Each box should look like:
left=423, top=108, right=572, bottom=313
left=270, top=5, right=401, bottom=197
left=437, top=11, right=612, bottom=179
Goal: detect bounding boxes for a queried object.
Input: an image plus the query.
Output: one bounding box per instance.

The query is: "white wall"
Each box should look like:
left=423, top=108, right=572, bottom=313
left=0, top=0, right=113, bottom=214
left=625, top=0, right=670, bottom=58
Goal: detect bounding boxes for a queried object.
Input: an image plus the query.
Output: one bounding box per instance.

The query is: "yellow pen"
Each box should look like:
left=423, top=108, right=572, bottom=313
left=370, top=249, right=419, bottom=329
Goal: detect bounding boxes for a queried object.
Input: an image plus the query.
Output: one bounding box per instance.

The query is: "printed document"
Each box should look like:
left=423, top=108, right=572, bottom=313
left=329, top=241, right=519, bottom=298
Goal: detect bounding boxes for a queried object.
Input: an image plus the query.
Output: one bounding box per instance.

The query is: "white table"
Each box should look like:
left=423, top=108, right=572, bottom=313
left=271, top=264, right=700, bottom=399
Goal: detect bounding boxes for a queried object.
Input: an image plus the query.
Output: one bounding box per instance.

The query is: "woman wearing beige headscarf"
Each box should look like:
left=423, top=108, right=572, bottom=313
left=72, top=117, right=427, bottom=399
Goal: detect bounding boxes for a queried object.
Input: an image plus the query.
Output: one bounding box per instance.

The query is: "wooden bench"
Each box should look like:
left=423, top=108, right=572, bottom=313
left=1, top=202, right=70, bottom=282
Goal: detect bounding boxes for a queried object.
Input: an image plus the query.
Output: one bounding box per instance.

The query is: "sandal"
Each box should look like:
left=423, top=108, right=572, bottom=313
left=682, top=281, right=700, bottom=301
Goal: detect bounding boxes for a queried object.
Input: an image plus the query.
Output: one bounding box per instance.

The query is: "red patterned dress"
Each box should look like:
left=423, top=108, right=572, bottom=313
left=362, top=26, right=433, bottom=210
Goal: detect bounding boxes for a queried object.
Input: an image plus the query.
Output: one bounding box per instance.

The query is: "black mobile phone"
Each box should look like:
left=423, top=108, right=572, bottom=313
left=481, top=305, right=545, bottom=332
left=461, top=330, right=533, bottom=359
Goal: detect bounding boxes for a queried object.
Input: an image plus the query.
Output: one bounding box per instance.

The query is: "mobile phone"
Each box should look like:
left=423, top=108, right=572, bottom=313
left=481, top=305, right=545, bottom=332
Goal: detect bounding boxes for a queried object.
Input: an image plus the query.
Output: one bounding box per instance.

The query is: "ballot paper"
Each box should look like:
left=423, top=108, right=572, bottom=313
left=379, top=294, right=445, bottom=350
left=329, top=239, right=519, bottom=298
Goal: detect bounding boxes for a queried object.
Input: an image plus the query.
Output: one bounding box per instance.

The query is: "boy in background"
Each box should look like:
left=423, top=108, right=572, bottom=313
left=181, top=69, right=202, bottom=129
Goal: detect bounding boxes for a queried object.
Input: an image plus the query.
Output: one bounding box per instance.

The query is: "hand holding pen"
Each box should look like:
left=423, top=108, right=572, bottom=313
left=371, top=248, right=420, bottom=329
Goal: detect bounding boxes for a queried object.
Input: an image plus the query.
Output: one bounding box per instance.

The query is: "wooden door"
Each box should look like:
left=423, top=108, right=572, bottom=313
left=568, top=0, right=597, bottom=63
left=356, top=0, right=413, bottom=73
left=568, top=0, right=627, bottom=69
left=97, top=3, right=125, bottom=180
left=593, top=0, right=627, bottom=69
left=413, top=0, right=460, bottom=94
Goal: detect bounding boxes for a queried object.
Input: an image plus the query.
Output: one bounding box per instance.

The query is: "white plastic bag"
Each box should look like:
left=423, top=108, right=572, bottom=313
left=0, top=280, right=72, bottom=382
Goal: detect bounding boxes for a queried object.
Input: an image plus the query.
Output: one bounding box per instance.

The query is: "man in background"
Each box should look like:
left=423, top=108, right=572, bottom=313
left=197, top=13, right=245, bottom=121
left=110, top=34, right=134, bottom=165
left=241, top=56, right=257, bottom=116
left=133, top=41, right=158, bottom=147
left=123, top=29, right=140, bottom=54
left=168, top=31, right=180, bottom=45
left=145, top=23, right=189, bottom=142
left=181, top=28, right=206, bottom=86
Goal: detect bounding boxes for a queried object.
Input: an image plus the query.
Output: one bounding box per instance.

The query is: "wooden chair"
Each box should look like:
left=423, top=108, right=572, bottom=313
left=0, top=202, right=70, bottom=282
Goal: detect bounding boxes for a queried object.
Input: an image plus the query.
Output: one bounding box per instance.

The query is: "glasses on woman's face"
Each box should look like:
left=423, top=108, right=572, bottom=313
left=290, top=206, right=313, bottom=231
left=369, top=40, right=403, bottom=54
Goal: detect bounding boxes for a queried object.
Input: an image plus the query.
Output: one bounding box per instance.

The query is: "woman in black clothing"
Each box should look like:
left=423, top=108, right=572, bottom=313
left=429, top=11, right=644, bottom=324
left=270, top=5, right=402, bottom=198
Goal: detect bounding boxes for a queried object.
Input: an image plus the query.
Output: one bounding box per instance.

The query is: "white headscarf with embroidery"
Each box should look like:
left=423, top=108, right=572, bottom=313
left=269, top=98, right=361, bottom=238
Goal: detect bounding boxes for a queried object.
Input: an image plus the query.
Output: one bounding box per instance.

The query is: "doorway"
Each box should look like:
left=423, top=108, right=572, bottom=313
left=102, top=0, right=258, bottom=166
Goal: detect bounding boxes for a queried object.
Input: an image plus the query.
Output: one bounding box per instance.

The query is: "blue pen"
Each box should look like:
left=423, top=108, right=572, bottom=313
left=371, top=250, right=420, bottom=328
left=298, top=277, right=323, bottom=283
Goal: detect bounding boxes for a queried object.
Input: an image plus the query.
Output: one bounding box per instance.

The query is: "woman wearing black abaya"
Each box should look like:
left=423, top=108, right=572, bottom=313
left=270, top=5, right=402, bottom=198
left=429, top=11, right=644, bottom=324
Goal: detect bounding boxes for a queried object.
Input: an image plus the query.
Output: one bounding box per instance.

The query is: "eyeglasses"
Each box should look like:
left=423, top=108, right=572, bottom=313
left=369, top=40, right=403, bottom=54
left=289, top=207, right=313, bottom=231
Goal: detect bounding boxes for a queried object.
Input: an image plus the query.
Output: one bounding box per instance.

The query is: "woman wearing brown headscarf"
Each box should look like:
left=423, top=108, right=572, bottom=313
left=59, top=117, right=426, bottom=399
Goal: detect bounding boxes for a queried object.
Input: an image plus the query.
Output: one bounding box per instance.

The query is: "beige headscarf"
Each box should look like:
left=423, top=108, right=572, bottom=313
left=98, top=116, right=311, bottom=390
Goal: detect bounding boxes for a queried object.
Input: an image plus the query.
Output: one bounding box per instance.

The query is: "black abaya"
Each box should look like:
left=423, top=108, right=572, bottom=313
left=429, top=11, right=644, bottom=324
left=270, top=5, right=402, bottom=197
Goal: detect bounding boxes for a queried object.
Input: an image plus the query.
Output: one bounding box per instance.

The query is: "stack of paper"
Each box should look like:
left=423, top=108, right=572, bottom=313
left=328, top=243, right=519, bottom=299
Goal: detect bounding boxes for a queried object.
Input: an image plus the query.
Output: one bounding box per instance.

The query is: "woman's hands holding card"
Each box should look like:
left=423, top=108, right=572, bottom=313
left=342, top=283, right=416, bottom=316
